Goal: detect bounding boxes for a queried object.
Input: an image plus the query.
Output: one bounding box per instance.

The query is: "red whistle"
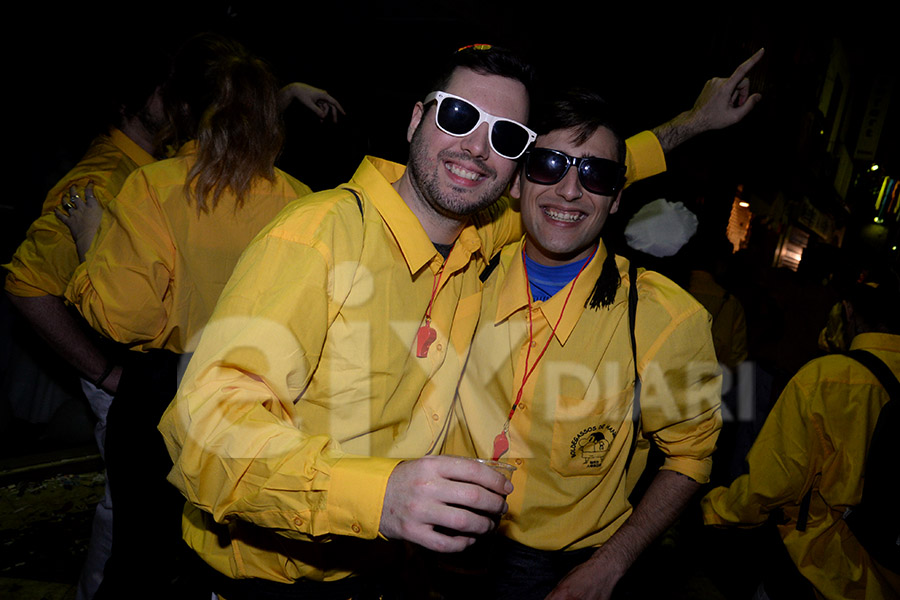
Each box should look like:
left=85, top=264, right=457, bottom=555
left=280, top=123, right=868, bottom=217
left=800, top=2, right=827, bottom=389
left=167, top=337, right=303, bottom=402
left=416, top=323, right=437, bottom=358
left=492, top=431, right=510, bottom=461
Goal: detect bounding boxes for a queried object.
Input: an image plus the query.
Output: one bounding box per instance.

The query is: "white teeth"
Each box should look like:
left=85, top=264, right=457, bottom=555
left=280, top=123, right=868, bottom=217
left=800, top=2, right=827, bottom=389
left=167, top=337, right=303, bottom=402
left=544, top=208, right=584, bottom=222
left=446, top=163, right=480, bottom=181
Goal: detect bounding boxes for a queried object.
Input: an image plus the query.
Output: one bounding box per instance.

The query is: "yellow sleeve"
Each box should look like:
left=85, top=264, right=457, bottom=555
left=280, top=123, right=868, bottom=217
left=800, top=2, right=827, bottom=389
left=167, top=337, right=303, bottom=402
left=636, top=273, right=723, bottom=484
left=159, top=199, right=400, bottom=542
left=701, top=376, right=817, bottom=526
left=624, top=130, right=667, bottom=187
left=471, top=194, right=523, bottom=257
left=65, top=170, right=173, bottom=345
left=4, top=178, right=114, bottom=298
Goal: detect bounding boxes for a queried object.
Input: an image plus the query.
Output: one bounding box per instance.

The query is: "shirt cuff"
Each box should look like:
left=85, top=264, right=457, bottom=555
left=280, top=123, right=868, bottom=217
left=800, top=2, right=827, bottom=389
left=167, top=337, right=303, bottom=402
left=660, top=455, right=712, bottom=485
left=4, top=270, right=62, bottom=298
left=326, top=456, right=403, bottom=539
left=624, top=130, right=667, bottom=186
left=699, top=487, right=731, bottom=525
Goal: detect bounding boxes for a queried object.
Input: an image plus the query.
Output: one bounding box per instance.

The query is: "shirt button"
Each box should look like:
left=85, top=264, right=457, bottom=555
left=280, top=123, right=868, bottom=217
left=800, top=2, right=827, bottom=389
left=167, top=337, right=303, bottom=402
left=530, top=341, right=537, bottom=348
left=432, top=413, right=440, bottom=421
left=515, top=458, right=524, bottom=466
left=436, top=343, right=443, bottom=351
left=519, top=404, right=527, bottom=411
left=351, top=524, right=361, bottom=534
left=294, top=517, right=303, bottom=527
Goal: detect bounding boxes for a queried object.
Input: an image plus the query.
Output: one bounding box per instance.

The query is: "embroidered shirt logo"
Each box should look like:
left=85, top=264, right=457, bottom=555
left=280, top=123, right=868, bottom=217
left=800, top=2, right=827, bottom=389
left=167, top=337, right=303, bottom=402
left=570, top=424, right=617, bottom=468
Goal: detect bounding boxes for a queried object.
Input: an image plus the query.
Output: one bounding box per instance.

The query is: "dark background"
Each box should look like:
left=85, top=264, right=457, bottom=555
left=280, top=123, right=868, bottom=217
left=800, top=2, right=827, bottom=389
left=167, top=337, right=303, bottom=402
left=10, top=4, right=895, bottom=237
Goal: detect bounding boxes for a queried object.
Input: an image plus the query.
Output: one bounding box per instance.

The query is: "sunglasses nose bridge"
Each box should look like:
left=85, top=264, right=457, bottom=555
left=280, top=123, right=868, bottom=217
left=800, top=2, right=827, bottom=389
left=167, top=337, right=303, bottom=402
left=556, top=161, right=584, bottom=200
left=460, top=121, right=492, bottom=159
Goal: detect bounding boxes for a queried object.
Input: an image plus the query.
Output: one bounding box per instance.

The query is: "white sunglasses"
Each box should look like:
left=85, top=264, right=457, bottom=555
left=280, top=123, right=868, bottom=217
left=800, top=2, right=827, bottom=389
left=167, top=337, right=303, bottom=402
left=424, top=91, right=536, bottom=160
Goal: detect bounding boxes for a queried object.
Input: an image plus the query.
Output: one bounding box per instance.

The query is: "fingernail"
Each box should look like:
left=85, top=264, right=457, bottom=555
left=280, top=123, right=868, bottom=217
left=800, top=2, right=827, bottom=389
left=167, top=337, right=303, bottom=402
left=504, top=480, right=513, bottom=495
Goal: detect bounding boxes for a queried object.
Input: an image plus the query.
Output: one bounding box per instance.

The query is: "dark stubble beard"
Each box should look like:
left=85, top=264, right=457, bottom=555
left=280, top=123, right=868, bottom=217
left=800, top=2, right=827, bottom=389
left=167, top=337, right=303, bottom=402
left=406, top=125, right=510, bottom=221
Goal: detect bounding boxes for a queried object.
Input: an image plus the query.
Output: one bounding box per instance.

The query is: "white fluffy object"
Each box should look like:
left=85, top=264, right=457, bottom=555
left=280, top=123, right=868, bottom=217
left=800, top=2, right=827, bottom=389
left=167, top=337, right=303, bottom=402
left=624, top=198, right=698, bottom=257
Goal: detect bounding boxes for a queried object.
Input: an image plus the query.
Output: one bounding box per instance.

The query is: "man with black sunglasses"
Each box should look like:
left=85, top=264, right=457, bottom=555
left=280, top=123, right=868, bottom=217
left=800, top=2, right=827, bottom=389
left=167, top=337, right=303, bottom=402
left=446, top=89, right=724, bottom=600
left=159, top=44, right=760, bottom=599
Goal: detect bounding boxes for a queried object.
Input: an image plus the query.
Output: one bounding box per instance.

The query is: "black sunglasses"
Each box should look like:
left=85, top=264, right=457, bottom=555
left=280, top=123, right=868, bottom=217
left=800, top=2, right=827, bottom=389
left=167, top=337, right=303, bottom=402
left=524, top=148, right=626, bottom=196
left=425, top=91, right=536, bottom=160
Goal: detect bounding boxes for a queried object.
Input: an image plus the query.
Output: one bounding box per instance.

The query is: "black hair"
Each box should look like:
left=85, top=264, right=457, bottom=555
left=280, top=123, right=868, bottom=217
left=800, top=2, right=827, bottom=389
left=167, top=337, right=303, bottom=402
left=845, top=265, right=900, bottom=334
left=529, top=88, right=627, bottom=310
left=422, top=44, right=536, bottom=106
left=116, top=49, right=170, bottom=122
left=531, top=88, right=627, bottom=163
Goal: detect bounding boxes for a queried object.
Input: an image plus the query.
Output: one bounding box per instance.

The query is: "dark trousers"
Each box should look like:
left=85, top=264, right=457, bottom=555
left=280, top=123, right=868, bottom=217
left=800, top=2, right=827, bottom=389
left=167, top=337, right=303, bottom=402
left=413, top=536, right=614, bottom=600
left=490, top=537, right=598, bottom=600
left=93, top=350, right=206, bottom=598
left=207, top=570, right=402, bottom=600
left=760, top=521, right=818, bottom=600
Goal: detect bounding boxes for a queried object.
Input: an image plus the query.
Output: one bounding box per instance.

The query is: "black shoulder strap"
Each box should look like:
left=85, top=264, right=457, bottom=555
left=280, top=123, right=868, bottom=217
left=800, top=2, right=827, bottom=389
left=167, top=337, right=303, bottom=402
left=479, top=252, right=502, bottom=283
left=796, top=349, right=898, bottom=531
left=845, top=350, right=900, bottom=401
left=340, top=187, right=364, bottom=218
left=625, top=261, right=641, bottom=468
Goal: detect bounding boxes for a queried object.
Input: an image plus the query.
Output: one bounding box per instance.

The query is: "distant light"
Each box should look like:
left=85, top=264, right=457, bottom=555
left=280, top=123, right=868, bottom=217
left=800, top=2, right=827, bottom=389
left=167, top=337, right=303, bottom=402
left=870, top=164, right=880, bottom=172
left=819, top=129, right=825, bottom=135
left=738, top=201, right=750, bottom=208
left=874, top=217, right=884, bottom=223
left=893, top=246, right=898, bottom=251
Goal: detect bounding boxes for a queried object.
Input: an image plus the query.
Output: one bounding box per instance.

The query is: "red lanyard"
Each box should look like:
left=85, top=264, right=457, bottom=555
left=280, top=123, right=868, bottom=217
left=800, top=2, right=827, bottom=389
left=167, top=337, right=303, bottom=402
left=491, top=245, right=596, bottom=460
left=416, top=263, right=445, bottom=358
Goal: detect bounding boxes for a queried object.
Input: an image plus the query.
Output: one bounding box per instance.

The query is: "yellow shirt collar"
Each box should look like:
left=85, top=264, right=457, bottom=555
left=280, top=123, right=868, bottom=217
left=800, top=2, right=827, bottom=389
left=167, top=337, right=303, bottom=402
left=850, top=332, right=900, bottom=352
left=496, top=240, right=615, bottom=345
left=109, top=127, right=156, bottom=167
left=352, top=156, right=485, bottom=276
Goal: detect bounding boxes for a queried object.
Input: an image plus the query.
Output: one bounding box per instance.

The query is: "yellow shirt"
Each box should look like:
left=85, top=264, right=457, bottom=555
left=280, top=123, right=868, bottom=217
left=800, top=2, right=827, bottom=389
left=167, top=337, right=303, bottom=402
left=158, top=132, right=667, bottom=584
left=623, top=130, right=665, bottom=185
left=5, top=129, right=155, bottom=297
left=159, top=156, right=521, bottom=582
left=687, top=270, right=748, bottom=370
left=447, top=240, right=722, bottom=551
left=65, top=141, right=311, bottom=353
left=702, top=333, right=900, bottom=600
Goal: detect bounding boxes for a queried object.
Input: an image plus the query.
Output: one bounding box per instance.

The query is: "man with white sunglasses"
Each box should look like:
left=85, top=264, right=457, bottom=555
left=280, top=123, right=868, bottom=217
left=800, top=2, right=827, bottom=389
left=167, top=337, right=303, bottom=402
left=159, top=44, right=761, bottom=598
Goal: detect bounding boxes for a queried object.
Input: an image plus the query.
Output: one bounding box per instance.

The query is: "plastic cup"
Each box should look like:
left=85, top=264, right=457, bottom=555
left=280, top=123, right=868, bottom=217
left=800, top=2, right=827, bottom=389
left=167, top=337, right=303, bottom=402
left=471, top=458, right=516, bottom=481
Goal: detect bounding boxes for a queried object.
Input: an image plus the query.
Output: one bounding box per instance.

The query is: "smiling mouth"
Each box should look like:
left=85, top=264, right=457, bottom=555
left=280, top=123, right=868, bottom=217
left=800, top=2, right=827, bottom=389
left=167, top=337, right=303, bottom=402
left=445, top=162, right=482, bottom=182
left=543, top=207, right=585, bottom=223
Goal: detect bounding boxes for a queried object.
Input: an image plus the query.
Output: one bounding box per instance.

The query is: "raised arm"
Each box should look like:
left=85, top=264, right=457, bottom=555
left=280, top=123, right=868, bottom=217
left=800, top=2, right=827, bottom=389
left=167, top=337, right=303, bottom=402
left=652, top=49, right=764, bottom=153
left=278, top=82, right=346, bottom=123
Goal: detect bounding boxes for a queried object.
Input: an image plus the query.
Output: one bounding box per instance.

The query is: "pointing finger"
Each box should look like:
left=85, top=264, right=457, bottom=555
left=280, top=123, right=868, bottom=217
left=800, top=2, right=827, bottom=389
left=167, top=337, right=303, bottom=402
left=726, top=48, right=764, bottom=89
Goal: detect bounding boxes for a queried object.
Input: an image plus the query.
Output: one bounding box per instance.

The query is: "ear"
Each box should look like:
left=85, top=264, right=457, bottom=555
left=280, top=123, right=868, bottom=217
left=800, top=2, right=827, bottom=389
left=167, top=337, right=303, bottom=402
left=842, top=299, right=854, bottom=324
left=509, top=168, right=524, bottom=199
left=608, top=190, right=623, bottom=215
left=407, top=102, right=426, bottom=143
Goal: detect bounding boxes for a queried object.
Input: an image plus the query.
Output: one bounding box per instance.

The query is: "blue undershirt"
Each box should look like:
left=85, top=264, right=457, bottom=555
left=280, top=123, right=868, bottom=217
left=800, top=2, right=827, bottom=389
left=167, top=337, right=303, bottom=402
left=524, top=252, right=593, bottom=302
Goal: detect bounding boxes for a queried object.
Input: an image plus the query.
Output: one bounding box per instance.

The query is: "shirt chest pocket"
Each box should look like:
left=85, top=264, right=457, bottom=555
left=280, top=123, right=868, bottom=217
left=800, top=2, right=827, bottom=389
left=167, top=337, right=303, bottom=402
left=549, top=388, right=633, bottom=478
